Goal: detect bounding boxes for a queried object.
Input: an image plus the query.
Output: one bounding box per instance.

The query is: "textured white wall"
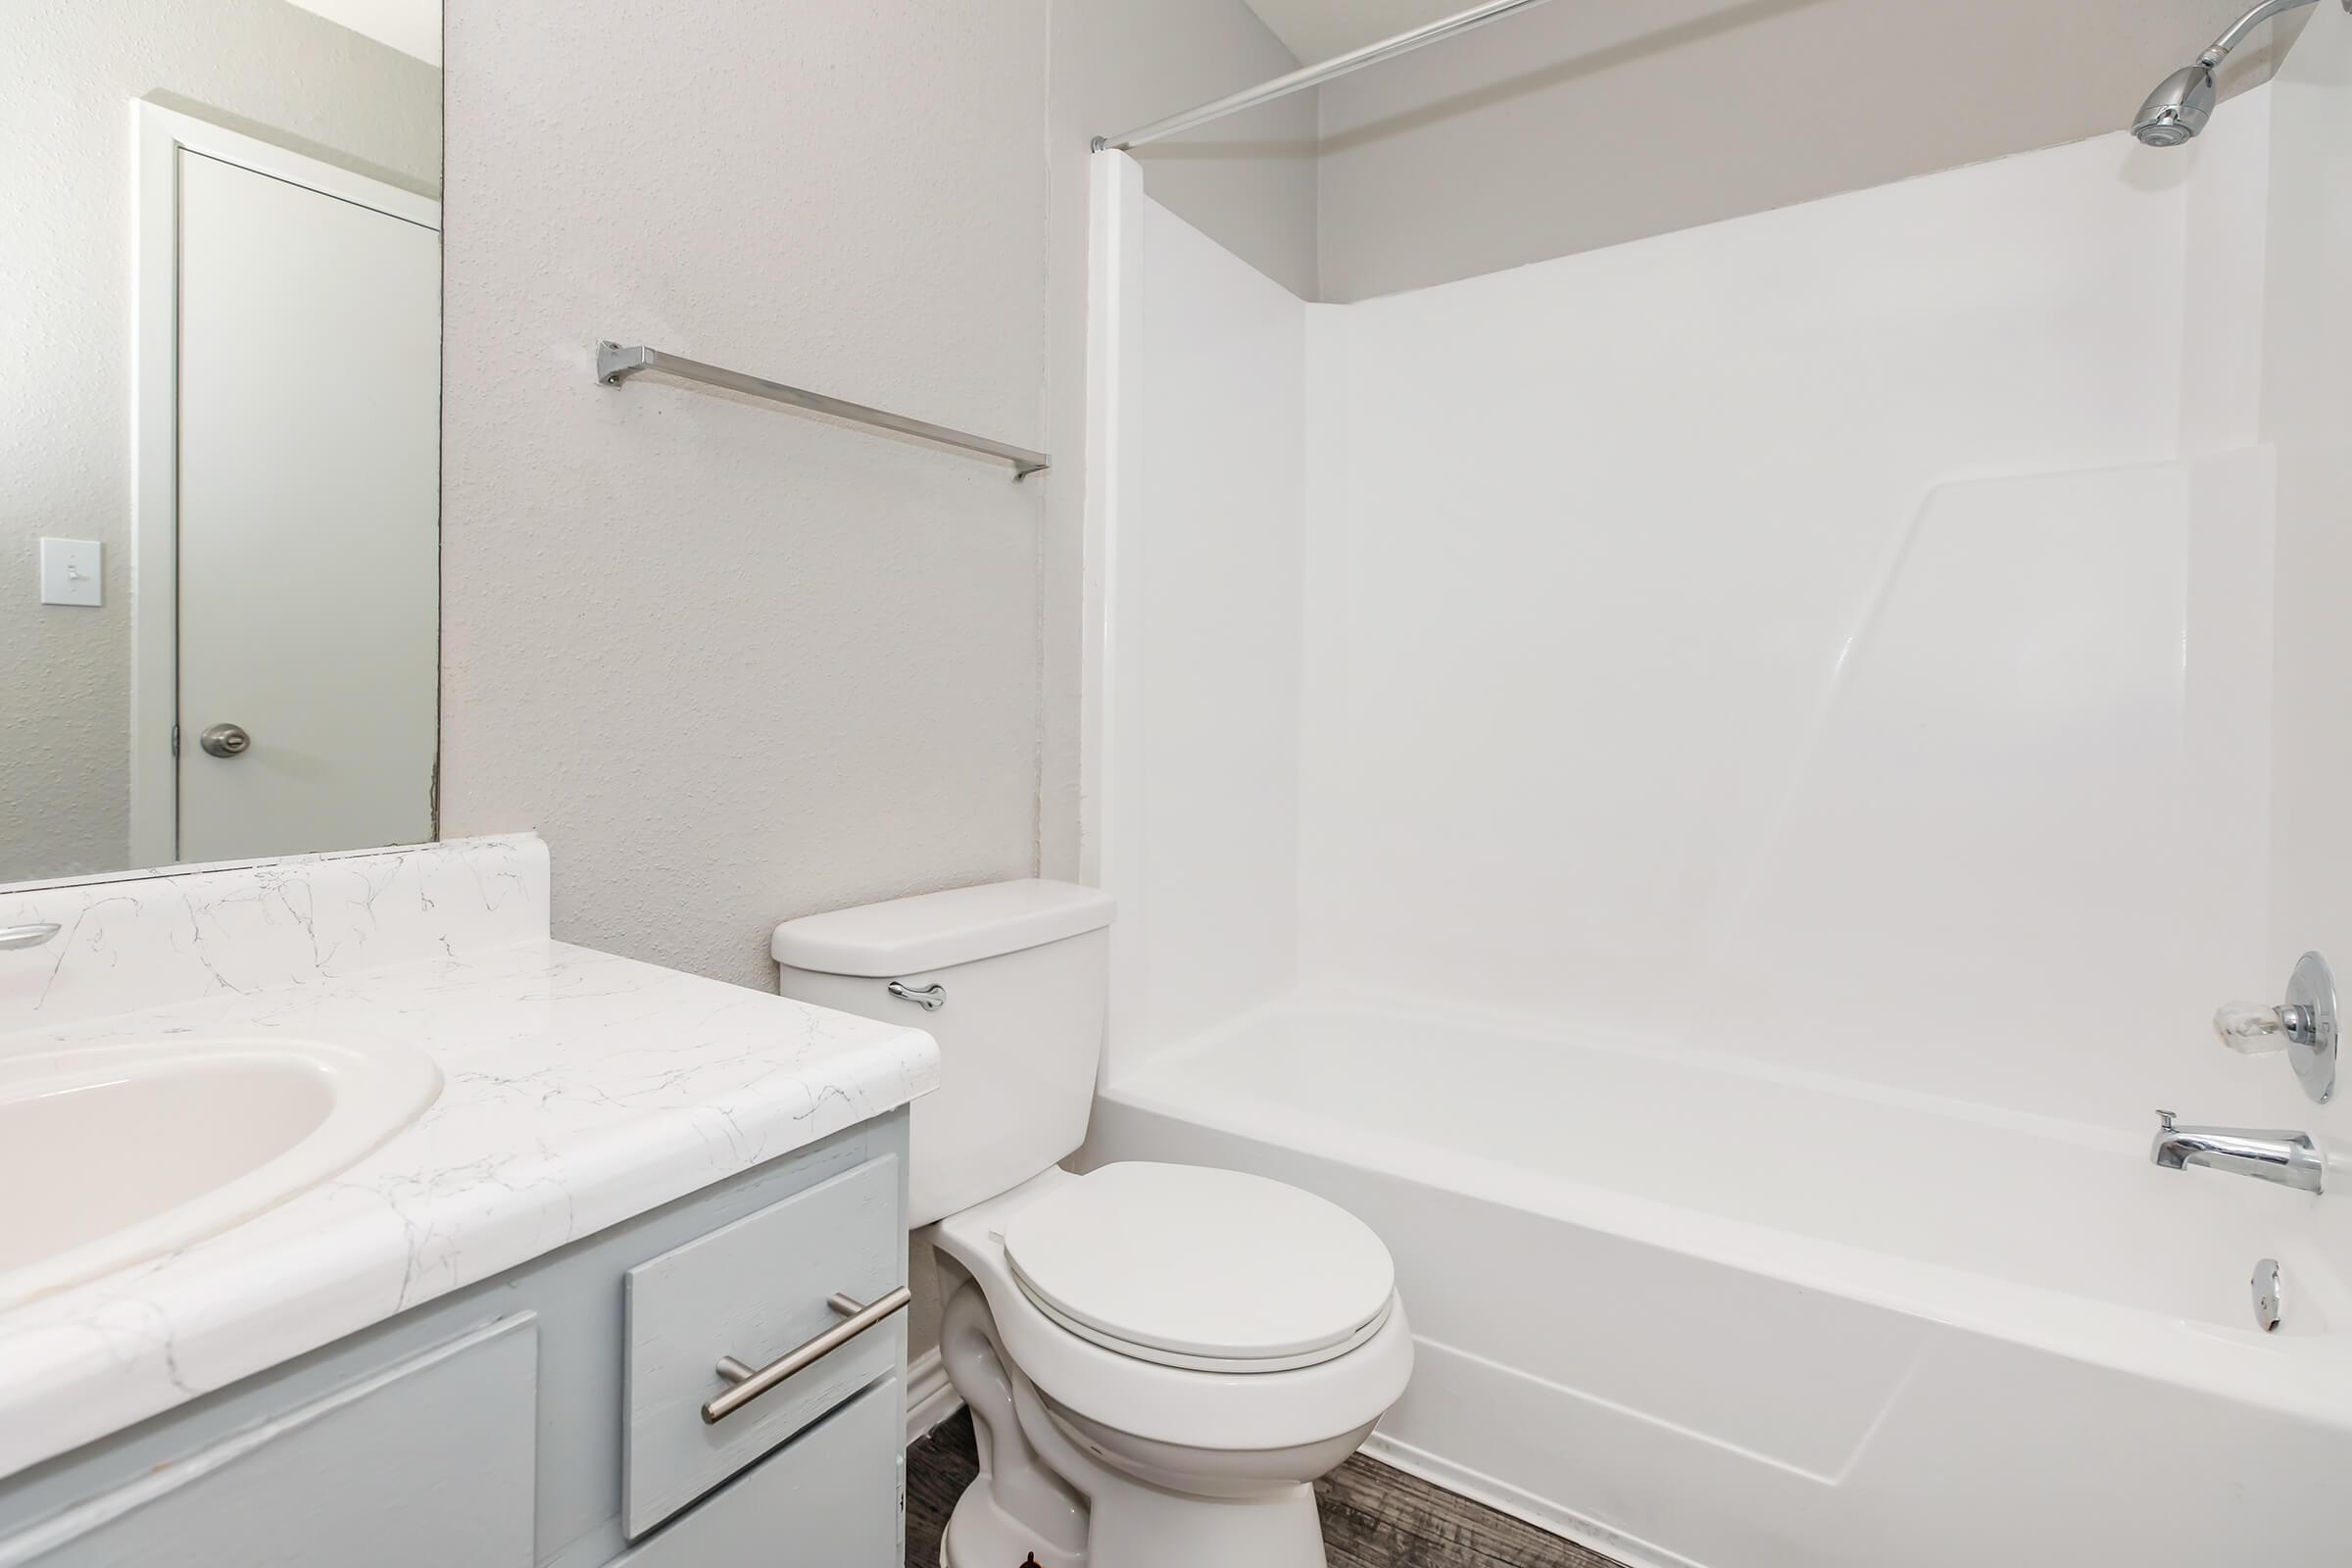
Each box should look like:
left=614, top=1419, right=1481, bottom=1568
left=281, top=0, right=440, bottom=64
left=440, top=0, right=1052, bottom=990
left=441, top=0, right=1317, bottom=987
left=1313, top=0, right=2300, bottom=301
left=1, top=0, right=439, bottom=885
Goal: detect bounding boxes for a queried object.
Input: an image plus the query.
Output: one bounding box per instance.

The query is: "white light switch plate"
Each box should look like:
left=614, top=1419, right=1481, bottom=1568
left=39, top=539, right=102, bottom=607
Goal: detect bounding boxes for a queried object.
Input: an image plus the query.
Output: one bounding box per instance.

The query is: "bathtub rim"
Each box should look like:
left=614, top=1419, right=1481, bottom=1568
left=1094, top=992, right=2352, bottom=1430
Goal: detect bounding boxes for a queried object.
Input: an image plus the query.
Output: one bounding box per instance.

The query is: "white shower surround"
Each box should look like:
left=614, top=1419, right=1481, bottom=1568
left=1081, top=9, right=2352, bottom=1562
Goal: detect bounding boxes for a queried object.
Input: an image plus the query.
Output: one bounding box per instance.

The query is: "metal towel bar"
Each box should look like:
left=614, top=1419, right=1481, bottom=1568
left=597, top=343, right=1049, bottom=479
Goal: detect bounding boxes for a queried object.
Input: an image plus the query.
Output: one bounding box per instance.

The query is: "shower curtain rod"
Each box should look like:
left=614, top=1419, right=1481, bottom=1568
left=1092, top=0, right=1565, bottom=152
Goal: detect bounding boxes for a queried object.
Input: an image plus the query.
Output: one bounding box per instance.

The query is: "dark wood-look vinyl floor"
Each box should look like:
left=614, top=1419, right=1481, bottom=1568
left=905, top=1409, right=1629, bottom=1568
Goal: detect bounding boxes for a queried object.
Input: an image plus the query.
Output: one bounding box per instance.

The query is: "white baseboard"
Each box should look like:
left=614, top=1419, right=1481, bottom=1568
left=1359, top=1431, right=1698, bottom=1568
left=904, top=1348, right=964, bottom=1446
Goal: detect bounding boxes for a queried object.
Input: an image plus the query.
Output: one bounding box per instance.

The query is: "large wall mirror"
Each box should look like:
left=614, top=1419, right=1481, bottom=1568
left=7, top=0, right=442, bottom=886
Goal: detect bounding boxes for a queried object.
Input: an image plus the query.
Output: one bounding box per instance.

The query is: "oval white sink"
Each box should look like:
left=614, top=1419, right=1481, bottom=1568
left=0, top=1036, right=441, bottom=1308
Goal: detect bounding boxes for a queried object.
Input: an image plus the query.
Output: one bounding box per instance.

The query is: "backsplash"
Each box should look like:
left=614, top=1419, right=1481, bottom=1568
left=0, top=835, right=550, bottom=1034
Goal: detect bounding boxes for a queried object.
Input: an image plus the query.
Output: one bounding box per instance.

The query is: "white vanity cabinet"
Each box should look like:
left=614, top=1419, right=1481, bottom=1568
left=623, top=1154, right=904, bottom=1537
left=0, top=1113, right=910, bottom=1568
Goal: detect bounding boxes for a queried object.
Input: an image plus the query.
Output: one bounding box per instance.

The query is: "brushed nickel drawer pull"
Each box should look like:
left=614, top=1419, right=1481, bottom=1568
left=702, top=1286, right=911, bottom=1425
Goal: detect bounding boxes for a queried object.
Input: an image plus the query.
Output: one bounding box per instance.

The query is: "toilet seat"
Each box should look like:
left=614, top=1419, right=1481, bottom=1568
left=1000, top=1163, right=1396, bottom=1374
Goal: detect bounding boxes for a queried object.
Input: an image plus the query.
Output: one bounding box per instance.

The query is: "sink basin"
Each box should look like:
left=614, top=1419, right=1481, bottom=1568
left=0, top=1035, right=442, bottom=1308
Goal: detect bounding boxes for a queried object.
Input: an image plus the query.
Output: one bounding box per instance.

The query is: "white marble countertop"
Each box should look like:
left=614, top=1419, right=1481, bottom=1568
left=0, top=934, right=938, bottom=1480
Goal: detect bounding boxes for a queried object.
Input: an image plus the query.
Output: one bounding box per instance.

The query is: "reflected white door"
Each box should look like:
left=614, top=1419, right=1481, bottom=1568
left=174, top=149, right=439, bottom=863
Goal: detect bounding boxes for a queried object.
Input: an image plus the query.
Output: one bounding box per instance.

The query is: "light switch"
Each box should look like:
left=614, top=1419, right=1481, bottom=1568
left=39, top=539, right=102, bottom=607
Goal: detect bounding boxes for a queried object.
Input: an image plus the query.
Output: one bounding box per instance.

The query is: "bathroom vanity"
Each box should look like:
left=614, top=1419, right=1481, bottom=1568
left=0, top=836, right=938, bottom=1566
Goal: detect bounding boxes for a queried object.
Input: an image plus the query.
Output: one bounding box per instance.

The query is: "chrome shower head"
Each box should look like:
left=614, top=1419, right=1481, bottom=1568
left=2132, top=62, right=2218, bottom=146
left=2132, top=0, right=2343, bottom=148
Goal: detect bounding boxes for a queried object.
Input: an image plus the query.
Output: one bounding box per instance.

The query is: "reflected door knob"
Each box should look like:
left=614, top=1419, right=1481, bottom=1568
left=199, top=723, right=252, bottom=759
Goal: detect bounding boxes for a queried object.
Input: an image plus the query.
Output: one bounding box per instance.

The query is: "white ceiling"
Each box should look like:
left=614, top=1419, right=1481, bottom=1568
left=1240, top=0, right=1466, bottom=64
left=282, top=0, right=441, bottom=67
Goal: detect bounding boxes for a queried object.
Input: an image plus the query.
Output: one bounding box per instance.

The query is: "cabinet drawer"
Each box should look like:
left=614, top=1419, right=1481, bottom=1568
left=613, top=1376, right=901, bottom=1567
left=0, top=1316, right=536, bottom=1568
left=622, top=1153, right=903, bottom=1538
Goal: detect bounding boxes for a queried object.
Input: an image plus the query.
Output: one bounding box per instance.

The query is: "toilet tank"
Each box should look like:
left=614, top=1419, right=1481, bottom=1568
left=772, top=879, right=1114, bottom=1226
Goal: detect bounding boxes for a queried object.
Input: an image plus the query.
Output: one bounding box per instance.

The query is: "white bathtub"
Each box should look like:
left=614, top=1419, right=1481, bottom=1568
left=1082, top=997, right=2352, bottom=1568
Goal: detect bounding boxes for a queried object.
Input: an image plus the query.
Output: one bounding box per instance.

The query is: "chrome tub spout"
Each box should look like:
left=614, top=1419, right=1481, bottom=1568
left=2150, top=1109, right=2325, bottom=1194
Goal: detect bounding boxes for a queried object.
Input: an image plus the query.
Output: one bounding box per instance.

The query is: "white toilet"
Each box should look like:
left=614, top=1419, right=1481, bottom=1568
left=773, top=879, right=1412, bottom=1568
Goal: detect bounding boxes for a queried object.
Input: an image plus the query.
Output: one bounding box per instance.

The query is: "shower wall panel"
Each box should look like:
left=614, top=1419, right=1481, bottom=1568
left=1101, top=80, right=2316, bottom=1132
left=1292, top=130, right=2241, bottom=1125
left=1106, top=192, right=1310, bottom=1073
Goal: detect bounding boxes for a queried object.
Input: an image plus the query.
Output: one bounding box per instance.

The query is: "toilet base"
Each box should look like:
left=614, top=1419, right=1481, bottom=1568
left=944, top=1472, right=1087, bottom=1568
left=940, top=1467, right=1328, bottom=1568
left=940, top=1274, right=1348, bottom=1568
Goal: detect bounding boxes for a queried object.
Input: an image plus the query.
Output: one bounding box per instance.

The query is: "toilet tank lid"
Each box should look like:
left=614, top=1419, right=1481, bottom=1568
left=771, top=879, right=1115, bottom=977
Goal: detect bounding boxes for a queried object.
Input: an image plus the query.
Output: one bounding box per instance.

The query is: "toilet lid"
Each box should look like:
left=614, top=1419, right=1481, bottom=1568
left=1001, top=1164, right=1396, bottom=1371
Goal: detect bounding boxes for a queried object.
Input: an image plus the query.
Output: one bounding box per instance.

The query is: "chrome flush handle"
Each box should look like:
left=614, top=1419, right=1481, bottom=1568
left=887, top=980, right=946, bottom=1011
left=0, top=924, right=62, bottom=952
